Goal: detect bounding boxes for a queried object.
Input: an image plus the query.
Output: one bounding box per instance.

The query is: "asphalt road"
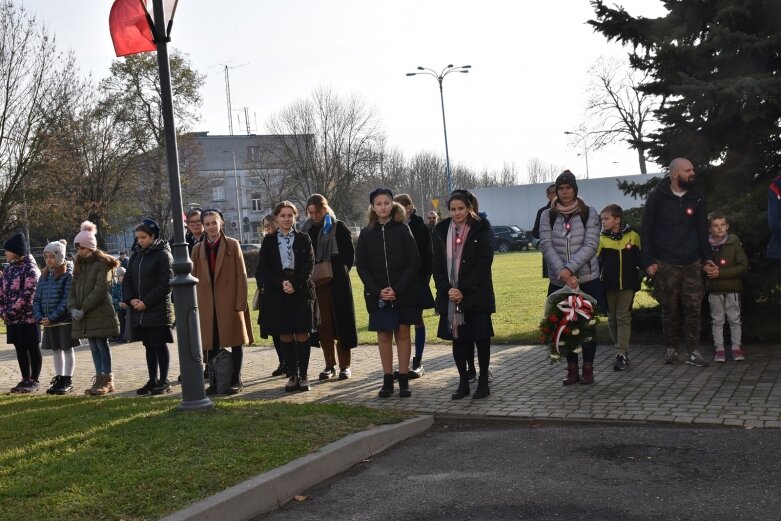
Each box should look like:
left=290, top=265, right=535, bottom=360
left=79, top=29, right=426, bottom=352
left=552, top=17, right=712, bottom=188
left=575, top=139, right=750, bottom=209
left=257, top=421, right=781, bottom=521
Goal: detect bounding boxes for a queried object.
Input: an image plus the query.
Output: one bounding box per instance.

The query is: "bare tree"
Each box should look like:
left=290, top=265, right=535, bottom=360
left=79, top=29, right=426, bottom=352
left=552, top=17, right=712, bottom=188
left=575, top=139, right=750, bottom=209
left=584, top=56, right=661, bottom=174
left=99, top=51, right=206, bottom=237
left=526, top=157, right=561, bottom=184
left=266, top=87, right=384, bottom=215
left=0, top=1, right=79, bottom=241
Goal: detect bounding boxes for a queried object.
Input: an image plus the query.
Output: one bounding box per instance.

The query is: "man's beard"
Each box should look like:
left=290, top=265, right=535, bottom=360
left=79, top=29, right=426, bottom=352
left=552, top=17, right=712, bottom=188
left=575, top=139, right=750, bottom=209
left=679, top=177, right=696, bottom=190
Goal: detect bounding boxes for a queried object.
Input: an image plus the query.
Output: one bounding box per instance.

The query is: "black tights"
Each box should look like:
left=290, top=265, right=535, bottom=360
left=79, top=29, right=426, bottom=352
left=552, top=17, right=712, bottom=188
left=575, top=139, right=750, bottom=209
left=144, top=344, right=170, bottom=383
left=453, top=338, right=490, bottom=377
left=15, top=342, right=42, bottom=381
left=566, top=341, right=597, bottom=364
left=281, top=337, right=310, bottom=378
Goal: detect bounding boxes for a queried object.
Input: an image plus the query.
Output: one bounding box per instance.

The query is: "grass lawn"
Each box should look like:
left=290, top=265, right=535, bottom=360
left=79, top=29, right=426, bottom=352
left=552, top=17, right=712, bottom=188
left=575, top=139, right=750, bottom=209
left=249, top=250, right=658, bottom=346
left=0, top=394, right=410, bottom=521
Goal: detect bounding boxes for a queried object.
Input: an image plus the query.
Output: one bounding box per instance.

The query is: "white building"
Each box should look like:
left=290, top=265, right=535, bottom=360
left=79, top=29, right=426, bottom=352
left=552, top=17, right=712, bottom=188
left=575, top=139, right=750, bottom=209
left=470, top=173, right=663, bottom=230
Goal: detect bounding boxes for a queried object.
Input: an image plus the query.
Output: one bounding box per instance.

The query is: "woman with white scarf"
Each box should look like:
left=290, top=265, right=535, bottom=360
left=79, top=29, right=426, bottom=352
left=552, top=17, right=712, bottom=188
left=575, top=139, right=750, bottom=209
left=431, top=190, right=496, bottom=400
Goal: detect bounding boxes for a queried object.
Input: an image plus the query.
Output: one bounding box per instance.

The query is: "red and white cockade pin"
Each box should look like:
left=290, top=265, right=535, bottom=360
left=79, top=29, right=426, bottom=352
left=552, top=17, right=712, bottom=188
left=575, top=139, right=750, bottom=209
left=455, top=236, right=462, bottom=245
left=720, top=258, right=727, bottom=265
left=565, top=222, right=572, bottom=231
left=686, top=207, right=694, bottom=215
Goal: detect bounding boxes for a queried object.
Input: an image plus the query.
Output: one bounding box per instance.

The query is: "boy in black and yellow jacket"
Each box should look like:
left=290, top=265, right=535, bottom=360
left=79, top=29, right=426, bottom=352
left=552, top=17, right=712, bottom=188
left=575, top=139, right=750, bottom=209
left=597, top=204, right=642, bottom=371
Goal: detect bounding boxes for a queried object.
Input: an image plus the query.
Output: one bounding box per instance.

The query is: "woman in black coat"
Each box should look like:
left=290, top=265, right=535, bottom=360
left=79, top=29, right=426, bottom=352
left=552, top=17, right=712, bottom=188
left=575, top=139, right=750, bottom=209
left=122, top=219, right=174, bottom=395
left=355, top=188, right=421, bottom=398
left=432, top=190, right=496, bottom=400
left=257, top=201, right=316, bottom=392
left=302, top=194, right=358, bottom=381
left=394, top=194, right=434, bottom=378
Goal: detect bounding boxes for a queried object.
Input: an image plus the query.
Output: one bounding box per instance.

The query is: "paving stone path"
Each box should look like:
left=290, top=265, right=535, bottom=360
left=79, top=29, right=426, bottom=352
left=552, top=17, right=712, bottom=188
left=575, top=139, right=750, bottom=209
left=2, top=338, right=780, bottom=428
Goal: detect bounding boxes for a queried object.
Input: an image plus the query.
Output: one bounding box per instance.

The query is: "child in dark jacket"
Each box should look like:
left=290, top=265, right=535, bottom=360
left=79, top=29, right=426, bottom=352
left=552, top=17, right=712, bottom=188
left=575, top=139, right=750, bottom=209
left=34, top=240, right=77, bottom=394
left=597, top=204, right=642, bottom=371
left=703, top=211, right=748, bottom=363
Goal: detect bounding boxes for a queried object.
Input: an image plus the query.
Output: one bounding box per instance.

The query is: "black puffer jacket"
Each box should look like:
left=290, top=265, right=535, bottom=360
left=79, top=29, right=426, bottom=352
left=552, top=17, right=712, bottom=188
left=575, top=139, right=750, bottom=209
left=355, top=203, right=422, bottom=312
left=123, top=239, right=173, bottom=328
left=641, top=175, right=709, bottom=267
left=408, top=210, right=435, bottom=308
left=432, top=216, right=496, bottom=315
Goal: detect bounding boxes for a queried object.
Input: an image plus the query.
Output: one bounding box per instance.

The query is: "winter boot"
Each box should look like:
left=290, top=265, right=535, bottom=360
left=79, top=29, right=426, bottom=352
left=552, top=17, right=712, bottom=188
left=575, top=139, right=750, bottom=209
left=46, top=376, right=62, bottom=395
left=85, top=374, right=102, bottom=395
left=378, top=373, right=395, bottom=398
left=580, top=362, right=594, bottom=385
left=91, top=373, right=113, bottom=395
left=55, top=376, right=74, bottom=395
left=398, top=373, right=412, bottom=398
left=410, top=357, right=425, bottom=379
left=451, top=375, right=470, bottom=400
left=562, top=363, right=580, bottom=386
left=473, top=373, right=491, bottom=399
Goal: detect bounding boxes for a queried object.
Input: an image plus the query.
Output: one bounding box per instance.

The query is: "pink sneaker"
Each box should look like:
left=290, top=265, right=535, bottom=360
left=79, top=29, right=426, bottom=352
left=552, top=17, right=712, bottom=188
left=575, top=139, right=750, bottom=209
left=732, top=348, right=746, bottom=362
left=714, top=349, right=726, bottom=363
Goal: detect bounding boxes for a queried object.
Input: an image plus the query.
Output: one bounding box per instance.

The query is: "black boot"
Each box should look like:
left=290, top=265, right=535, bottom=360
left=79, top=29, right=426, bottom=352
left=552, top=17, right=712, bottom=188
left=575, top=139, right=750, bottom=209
left=55, top=376, right=73, bottom=395
left=398, top=373, right=411, bottom=398
left=378, top=373, right=394, bottom=398
left=46, top=376, right=61, bottom=395
left=451, top=375, right=470, bottom=400
left=473, top=373, right=490, bottom=399
left=410, top=357, right=425, bottom=379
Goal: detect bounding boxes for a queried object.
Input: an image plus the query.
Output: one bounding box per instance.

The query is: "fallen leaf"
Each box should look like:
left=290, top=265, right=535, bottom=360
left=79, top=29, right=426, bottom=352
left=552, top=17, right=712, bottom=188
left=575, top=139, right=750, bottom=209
left=294, top=495, right=307, bottom=502
left=361, top=458, right=372, bottom=463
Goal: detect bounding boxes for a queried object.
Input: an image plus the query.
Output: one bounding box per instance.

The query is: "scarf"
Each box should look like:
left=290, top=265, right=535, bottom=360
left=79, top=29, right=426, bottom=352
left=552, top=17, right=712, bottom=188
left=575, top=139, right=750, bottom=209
left=301, top=214, right=340, bottom=263
left=205, top=236, right=221, bottom=274
left=554, top=199, right=580, bottom=216
left=446, top=219, right=470, bottom=338
left=602, top=224, right=630, bottom=241
left=709, top=234, right=728, bottom=247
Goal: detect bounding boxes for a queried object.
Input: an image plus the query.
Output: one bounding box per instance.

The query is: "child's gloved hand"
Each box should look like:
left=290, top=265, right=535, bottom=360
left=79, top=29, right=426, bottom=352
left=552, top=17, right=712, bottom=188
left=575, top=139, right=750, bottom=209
left=71, top=309, right=84, bottom=321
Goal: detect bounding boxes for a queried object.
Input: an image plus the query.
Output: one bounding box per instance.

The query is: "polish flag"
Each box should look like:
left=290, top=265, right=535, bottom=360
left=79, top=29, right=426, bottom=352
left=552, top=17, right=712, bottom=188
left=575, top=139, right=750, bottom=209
left=109, top=0, right=156, bottom=57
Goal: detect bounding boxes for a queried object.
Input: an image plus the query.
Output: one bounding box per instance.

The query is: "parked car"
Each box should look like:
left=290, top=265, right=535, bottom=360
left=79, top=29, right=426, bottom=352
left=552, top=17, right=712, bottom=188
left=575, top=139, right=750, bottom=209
left=240, top=243, right=262, bottom=253
left=491, top=225, right=531, bottom=252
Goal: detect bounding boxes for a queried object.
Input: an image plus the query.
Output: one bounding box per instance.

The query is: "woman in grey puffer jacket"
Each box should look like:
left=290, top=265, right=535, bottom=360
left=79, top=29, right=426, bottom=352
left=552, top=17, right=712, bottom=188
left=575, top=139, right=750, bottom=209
left=539, top=171, right=604, bottom=386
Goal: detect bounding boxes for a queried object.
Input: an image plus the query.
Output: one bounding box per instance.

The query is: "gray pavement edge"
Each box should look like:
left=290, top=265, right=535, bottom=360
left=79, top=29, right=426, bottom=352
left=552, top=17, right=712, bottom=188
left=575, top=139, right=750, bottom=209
left=159, top=415, right=435, bottom=521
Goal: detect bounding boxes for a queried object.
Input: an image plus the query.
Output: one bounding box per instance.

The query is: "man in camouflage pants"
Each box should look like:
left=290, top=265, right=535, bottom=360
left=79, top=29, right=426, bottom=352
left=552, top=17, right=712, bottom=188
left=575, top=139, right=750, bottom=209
left=641, top=158, right=711, bottom=367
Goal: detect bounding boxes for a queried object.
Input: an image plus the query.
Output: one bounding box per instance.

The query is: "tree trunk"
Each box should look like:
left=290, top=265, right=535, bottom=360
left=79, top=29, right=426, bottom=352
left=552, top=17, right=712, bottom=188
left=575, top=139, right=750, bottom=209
left=637, top=150, right=648, bottom=174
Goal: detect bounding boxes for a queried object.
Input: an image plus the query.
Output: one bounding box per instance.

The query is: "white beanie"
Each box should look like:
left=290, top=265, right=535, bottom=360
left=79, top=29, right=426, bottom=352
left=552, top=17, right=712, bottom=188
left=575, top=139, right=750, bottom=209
left=73, top=221, right=98, bottom=251
left=43, top=240, right=67, bottom=266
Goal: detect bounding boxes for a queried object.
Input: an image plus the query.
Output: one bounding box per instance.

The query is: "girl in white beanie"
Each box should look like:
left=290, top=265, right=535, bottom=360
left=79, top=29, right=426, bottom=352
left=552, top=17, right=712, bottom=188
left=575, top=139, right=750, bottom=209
left=33, top=240, right=79, bottom=394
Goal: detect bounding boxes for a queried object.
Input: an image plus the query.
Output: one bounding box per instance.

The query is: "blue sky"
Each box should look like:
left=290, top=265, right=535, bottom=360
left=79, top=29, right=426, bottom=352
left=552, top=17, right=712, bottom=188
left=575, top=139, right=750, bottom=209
left=24, top=0, right=668, bottom=180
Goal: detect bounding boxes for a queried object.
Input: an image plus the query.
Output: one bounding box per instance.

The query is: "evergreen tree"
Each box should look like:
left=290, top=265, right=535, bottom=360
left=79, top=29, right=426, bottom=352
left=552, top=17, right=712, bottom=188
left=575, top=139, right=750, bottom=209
left=590, top=0, right=781, bottom=300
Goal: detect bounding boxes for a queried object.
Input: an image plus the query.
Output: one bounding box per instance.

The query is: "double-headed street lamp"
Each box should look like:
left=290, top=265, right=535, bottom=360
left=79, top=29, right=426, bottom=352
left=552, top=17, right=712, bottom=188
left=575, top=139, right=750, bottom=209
left=406, top=64, right=471, bottom=195
left=564, top=130, right=594, bottom=179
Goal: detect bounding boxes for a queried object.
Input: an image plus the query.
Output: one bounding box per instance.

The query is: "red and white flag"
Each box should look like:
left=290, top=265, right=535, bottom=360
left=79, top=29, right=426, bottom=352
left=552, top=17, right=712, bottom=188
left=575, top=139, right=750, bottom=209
left=109, top=0, right=156, bottom=57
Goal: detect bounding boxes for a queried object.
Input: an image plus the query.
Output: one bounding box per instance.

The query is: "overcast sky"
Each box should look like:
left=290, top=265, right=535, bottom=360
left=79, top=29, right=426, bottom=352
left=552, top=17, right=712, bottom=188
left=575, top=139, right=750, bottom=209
left=23, top=0, right=668, bottom=182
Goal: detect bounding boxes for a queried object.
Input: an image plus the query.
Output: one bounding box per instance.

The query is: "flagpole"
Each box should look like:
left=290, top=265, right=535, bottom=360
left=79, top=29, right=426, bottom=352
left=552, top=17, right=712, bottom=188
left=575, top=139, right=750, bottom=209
left=152, top=0, right=213, bottom=410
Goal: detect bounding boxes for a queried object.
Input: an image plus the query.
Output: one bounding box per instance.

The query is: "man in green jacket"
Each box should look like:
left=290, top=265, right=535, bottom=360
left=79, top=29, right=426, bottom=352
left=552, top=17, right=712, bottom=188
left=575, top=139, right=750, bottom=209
left=703, top=211, right=748, bottom=363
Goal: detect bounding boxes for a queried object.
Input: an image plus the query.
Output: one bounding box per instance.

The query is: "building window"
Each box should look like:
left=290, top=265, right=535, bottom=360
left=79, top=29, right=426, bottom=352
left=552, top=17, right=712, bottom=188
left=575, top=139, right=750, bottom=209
left=247, top=145, right=261, bottom=162
left=251, top=196, right=262, bottom=212
left=212, top=185, right=225, bottom=201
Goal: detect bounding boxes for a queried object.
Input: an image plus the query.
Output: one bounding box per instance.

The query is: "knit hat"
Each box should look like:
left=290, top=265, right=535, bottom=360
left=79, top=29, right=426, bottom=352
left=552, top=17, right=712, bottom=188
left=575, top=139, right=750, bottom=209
left=3, top=233, right=27, bottom=256
left=115, top=266, right=126, bottom=277
left=43, top=240, right=67, bottom=266
left=73, top=221, right=98, bottom=251
left=142, top=218, right=161, bottom=239
left=555, top=170, right=578, bottom=196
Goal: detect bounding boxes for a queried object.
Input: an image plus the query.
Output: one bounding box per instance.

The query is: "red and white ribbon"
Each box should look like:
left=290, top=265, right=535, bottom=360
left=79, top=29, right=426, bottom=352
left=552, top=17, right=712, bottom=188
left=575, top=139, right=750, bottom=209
left=551, top=295, right=594, bottom=354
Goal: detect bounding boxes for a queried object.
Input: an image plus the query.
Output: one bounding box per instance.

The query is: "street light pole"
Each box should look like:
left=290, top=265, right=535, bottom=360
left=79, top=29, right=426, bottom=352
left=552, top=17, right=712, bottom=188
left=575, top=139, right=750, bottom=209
left=151, top=0, right=213, bottom=410
left=564, top=130, right=591, bottom=179
left=407, top=64, right=471, bottom=195
left=224, top=150, right=243, bottom=243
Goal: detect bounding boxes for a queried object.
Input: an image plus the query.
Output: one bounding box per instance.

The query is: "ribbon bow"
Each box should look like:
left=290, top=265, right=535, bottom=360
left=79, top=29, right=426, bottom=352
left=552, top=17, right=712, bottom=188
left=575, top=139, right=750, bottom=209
left=552, top=295, right=594, bottom=355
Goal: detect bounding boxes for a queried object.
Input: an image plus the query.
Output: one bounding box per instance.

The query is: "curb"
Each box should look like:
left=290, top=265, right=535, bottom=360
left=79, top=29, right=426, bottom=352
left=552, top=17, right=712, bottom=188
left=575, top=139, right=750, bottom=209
left=160, top=415, right=435, bottom=521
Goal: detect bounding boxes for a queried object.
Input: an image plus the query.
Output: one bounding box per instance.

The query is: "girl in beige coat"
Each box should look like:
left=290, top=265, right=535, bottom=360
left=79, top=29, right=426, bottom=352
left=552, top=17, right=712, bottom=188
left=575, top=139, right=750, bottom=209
left=192, top=209, right=254, bottom=395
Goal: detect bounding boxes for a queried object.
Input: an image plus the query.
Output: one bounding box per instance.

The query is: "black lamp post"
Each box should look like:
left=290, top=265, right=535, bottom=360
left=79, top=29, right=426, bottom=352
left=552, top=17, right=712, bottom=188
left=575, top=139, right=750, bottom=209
left=406, top=64, right=471, bottom=195
left=151, top=0, right=213, bottom=410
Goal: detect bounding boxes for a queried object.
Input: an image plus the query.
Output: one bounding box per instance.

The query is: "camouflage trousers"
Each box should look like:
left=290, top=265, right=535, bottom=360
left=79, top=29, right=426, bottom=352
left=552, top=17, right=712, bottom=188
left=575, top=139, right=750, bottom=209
left=653, top=261, right=705, bottom=353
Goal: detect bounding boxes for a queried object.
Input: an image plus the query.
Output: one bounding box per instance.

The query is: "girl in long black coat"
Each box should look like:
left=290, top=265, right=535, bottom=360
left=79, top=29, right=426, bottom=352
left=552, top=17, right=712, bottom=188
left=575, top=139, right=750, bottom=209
left=356, top=188, right=421, bottom=398
left=123, top=219, right=174, bottom=395
left=394, top=194, right=434, bottom=378
left=432, top=190, right=496, bottom=400
left=258, top=201, right=316, bottom=392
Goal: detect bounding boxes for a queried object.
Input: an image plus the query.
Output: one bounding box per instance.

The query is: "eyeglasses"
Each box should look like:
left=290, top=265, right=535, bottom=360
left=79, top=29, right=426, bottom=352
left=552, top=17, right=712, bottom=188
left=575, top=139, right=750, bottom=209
left=187, top=220, right=203, bottom=225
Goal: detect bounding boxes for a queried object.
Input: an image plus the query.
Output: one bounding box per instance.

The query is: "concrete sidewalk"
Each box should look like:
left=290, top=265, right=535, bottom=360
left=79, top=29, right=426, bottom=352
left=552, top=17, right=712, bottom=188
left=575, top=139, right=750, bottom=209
left=1, top=338, right=780, bottom=428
